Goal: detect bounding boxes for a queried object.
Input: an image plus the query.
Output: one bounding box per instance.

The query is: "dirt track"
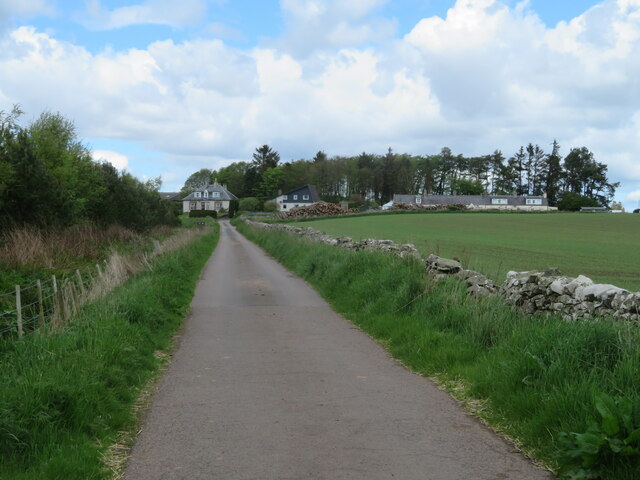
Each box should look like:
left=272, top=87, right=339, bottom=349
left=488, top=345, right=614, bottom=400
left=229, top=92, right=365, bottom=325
left=123, top=220, right=554, bottom=479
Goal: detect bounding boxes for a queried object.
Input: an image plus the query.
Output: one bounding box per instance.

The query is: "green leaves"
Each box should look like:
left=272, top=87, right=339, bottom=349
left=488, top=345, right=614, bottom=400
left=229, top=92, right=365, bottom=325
left=559, top=393, right=640, bottom=479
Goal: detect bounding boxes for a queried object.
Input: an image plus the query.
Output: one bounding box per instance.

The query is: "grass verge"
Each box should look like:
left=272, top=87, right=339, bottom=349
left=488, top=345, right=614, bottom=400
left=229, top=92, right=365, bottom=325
left=235, top=220, right=640, bottom=480
left=0, top=224, right=219, bottom=480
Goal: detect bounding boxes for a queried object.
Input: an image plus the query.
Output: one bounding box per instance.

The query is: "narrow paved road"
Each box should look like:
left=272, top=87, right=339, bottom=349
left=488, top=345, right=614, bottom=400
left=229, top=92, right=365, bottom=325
left=123, top=220, right=553, bottom=480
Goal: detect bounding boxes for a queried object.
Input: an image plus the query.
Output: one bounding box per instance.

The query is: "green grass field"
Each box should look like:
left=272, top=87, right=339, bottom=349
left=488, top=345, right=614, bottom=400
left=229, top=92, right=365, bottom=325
left=299, top=212, right=640, bottom=291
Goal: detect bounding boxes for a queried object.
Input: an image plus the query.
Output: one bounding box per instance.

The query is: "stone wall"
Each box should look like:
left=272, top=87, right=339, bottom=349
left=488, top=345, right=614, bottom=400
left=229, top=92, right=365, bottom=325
left=244, top=220, right=639, bottom=322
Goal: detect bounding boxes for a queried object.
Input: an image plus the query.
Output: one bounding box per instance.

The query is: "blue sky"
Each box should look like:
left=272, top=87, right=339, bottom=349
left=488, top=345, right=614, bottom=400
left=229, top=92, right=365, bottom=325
left=1, top=0, right=639, bottom=210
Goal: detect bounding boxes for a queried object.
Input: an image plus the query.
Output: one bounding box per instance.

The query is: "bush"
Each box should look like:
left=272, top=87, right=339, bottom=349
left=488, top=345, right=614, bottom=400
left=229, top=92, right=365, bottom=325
left=228, top=200, right=239, bottom=218
left=188, top=210, right=217, bottom=218
left=239, top=197, right=262, bottom=211
left=262, top=200, right=278, bottom=212
left=558, top=192, right=601, bottom=211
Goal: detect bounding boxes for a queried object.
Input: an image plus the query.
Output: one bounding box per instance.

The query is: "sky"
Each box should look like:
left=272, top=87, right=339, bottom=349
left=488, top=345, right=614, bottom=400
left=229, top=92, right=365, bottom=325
left=1, top=0, right=639, bottom=210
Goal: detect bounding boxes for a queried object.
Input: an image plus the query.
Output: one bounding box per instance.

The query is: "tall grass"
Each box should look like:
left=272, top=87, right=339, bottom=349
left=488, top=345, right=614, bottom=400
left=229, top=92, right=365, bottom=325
left=0, top=224, right=219, bottom=479
left=235, top=221, right=640, bottom=479
left=0, top=225, right=142, bottom=269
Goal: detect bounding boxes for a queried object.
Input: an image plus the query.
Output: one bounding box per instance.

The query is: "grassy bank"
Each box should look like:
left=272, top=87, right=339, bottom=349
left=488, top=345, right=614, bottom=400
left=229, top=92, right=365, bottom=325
left=0, top=224, right=219, bottom=479
left=235, top=221, right=640, bottom=479
left=298, top=212, right=640, bottom=291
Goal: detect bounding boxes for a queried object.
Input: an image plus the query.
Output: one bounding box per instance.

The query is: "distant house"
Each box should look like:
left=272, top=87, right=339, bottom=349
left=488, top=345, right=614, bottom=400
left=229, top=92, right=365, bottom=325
left=580, top=206, right=609, bottom=213
left=159, top=192, right=182, bottom=202
left=392, top=194, right=557, bottom=211
left=271, top=185, right=320, bottom=212
left=182, top=180, right=238, bottom=213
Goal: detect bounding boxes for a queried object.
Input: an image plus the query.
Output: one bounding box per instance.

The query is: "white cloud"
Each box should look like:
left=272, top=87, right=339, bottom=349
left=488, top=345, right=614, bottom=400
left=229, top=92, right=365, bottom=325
left=92, top=150, right=129, bottom=170
left=81, top=0, right=207, bottom=30
left=0, top=0, right=52, bottom=19
left=627, top=190, right=640, bottom=202
left=0, top=0, right=639, bottom=197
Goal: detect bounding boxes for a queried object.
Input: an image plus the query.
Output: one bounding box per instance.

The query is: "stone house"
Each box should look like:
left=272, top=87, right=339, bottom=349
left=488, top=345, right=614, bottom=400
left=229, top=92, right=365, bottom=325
left=182, top=181, right=238, bottom=213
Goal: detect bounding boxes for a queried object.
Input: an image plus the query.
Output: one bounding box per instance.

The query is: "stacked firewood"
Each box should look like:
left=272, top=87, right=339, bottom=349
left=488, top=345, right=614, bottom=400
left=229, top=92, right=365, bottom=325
left=275, top=202, right=356, bottom=219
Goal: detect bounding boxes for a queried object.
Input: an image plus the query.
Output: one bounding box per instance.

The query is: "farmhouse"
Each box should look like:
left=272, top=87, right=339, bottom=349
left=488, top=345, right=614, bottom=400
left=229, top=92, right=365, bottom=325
left=271, top=185, right=320, bottom=212
left=182, top=180, right=238, bottom=213
left=392, top=194, right=556, bottom=211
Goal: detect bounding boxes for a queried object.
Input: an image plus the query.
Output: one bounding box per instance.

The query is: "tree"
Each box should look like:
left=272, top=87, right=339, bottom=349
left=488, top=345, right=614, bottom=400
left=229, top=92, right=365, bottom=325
left=543, top=140, right=563, bottom=206
left=252, top=144, right=280, bottom=173
left=557, top=192, right=600, bottom=211
left=451, top=178, right=484, bottom=195
left=181, top=169, right=213, bottom=196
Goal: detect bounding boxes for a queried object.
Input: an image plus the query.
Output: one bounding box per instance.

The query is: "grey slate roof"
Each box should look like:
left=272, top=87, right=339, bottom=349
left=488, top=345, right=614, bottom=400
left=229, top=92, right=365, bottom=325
left=272, top=185, right=321, bottom=202
left=393, top=194, right=549, bottom=206
left=182, top=183, right=238, bottom=201
left=159, top=192, right=182, bottom=201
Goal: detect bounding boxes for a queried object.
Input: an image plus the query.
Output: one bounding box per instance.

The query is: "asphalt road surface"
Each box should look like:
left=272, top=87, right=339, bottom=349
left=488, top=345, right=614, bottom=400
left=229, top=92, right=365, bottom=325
left=123, top=220, right=554, bottom=480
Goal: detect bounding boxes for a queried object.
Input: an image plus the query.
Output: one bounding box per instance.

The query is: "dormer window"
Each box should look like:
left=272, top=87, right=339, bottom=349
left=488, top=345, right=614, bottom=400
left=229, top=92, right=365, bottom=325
left=204, top=191, right=209, bottom=198
left=212, top=192, right=220, bottom=198
left=195, top=192, right=201, bottom=198
left=491, top=198, right=508, bottom=205
left=293, top=195, right=298, bottom=200
left=283, top=195, right=288, bottom=200
left=526, top=198, right=542, bottom=205
left=415, top=196, right=422, bottom=204
left=303, top=195, right=309, bottom=200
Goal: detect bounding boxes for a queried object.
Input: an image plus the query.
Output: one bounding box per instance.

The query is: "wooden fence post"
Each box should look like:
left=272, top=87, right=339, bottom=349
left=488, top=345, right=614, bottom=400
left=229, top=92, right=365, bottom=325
left=36, top=279, right=45, bottom=330
left=96, top=264, right=102, bottom=277
left=76, top=269, right=85, bottom=296
left=15, top=285, right=23, bottom=338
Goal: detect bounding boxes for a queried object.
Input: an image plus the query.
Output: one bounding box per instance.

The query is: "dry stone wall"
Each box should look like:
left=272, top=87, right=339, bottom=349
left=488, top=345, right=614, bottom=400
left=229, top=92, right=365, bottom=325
left=245, top=220, right=640, bottom=322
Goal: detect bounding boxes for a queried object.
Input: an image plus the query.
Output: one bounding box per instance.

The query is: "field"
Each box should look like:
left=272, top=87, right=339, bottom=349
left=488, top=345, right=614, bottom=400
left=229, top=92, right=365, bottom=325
left=299, top=212, right=640, bottom=291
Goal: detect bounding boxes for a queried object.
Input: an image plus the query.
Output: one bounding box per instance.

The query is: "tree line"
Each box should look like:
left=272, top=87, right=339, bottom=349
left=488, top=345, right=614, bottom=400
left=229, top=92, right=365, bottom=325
left=0, top=107, right=177, bottom=230
left=183, top=142, right=619, bottom=209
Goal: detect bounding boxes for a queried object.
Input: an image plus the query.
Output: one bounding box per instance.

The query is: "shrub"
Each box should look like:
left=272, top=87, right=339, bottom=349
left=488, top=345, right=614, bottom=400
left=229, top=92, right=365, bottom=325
left=239, top=197, right=261, bottom=211
left=188, top=210, right=217, bottom=218
left=228, top=200, right=239, bottom=218
left=558, top=192, right=601, bottom=211
left=262, top=200, right=278, bottom=212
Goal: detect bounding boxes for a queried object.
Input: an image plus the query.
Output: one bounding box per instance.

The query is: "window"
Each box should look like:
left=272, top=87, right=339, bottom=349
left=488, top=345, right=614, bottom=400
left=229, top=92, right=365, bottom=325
left=283, top=204, right=287, bottom=209
left=415, top=196, right=422, bottom=204
left=293, top=195, right=298, bottom=200
left=212, top=192, right=220, bottom=198
left=204, top=191, right=209, bottom=198
left=283, top=195, right=288, bottom=200
left=195, top=192, right=201, bottom=198
left=303, top=195, right=309, bottom=200
left=491, top=198, right=508, bottom=205
left=190, top=202, right=197, bottom=210
left=526, top=198, right=542, bottom=205
left=215, top=202, right=221, bottom=210
left=200, top=202, right=206, bottom=210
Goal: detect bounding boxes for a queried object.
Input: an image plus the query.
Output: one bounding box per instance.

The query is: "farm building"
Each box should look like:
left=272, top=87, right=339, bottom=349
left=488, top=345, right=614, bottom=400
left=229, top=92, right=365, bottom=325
left=270, top=185, right=320, bottom=212
left=392, top=194, right=557, bottom=211
left=182, top=181, right=238, bottom=213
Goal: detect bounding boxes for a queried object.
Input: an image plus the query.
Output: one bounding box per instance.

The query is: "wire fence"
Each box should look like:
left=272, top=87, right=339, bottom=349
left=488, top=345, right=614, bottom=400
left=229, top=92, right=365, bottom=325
left=0, top=226, right=211, bottom=339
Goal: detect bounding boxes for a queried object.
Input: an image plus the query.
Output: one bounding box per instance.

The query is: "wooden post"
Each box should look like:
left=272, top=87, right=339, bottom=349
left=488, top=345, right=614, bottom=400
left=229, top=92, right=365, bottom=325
left=52, top=275, right=58, bottom=294
left=15, top=285, right=23, bottom=338
left=56, top=289, right=66, bottom=327
left=69, top=283, right=78, bottom=316
left=36, top=279, right=45, bottom=330
left=96, top=264, right=102, bottom=276
left=76, top=269, right=85, bottom=296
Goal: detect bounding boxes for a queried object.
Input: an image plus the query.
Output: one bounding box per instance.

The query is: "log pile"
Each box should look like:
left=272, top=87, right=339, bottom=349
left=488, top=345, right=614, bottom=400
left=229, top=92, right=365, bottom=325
left=275, top=201, right=356, bottom=219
